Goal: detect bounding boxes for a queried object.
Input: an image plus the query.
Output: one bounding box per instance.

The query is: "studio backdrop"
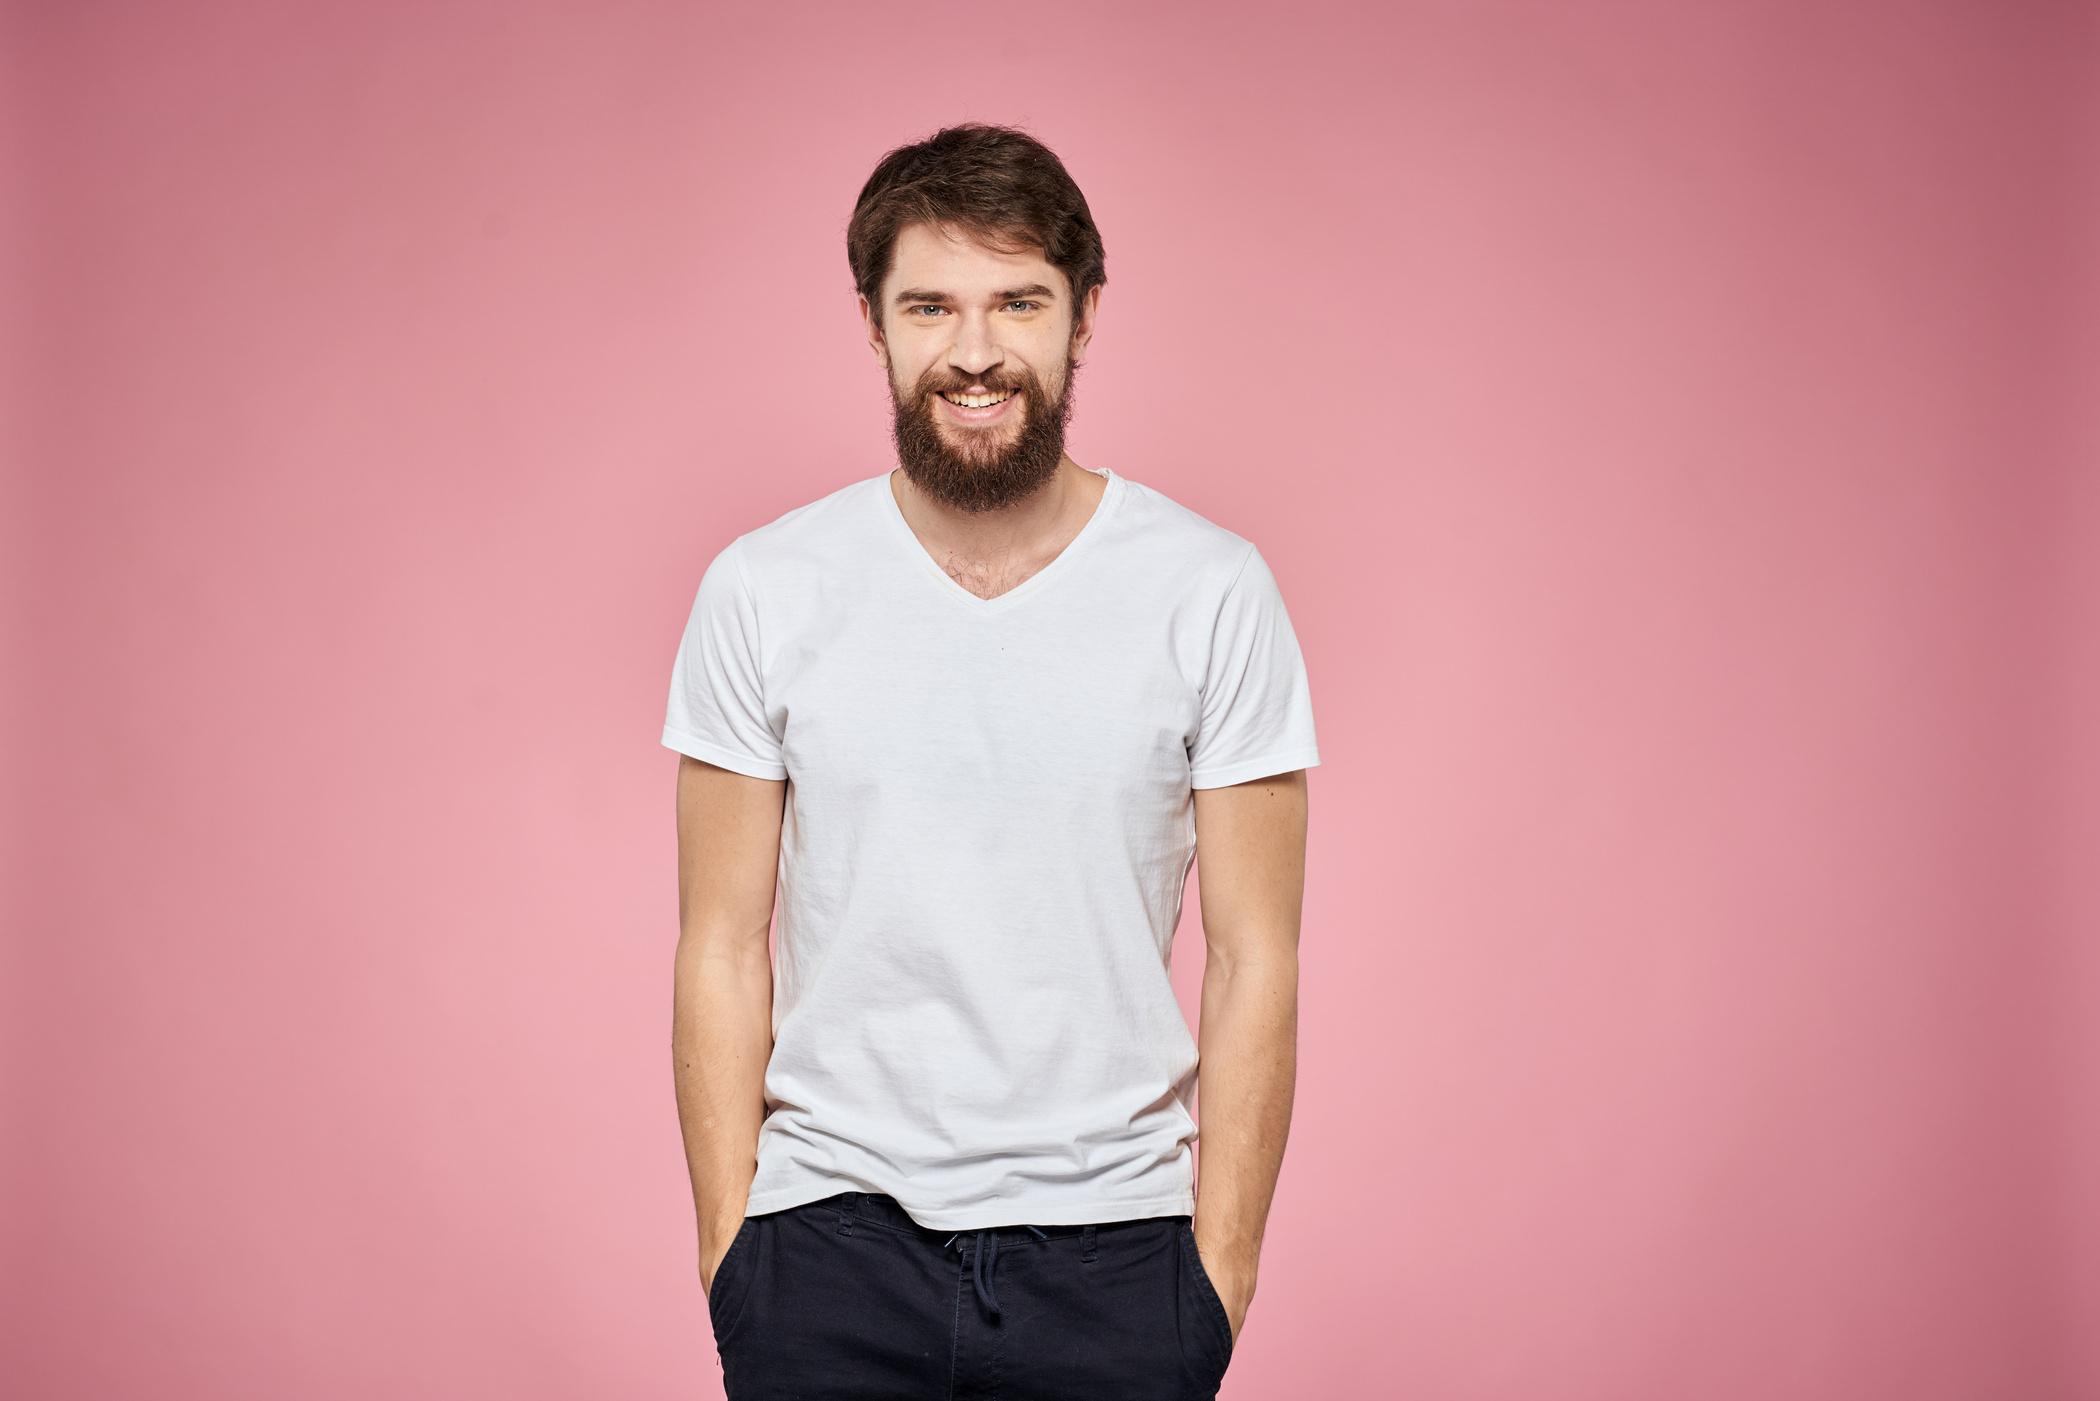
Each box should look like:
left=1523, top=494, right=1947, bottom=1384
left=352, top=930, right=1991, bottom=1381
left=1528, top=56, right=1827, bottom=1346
left=4, top=2, right=2097, bottom=1398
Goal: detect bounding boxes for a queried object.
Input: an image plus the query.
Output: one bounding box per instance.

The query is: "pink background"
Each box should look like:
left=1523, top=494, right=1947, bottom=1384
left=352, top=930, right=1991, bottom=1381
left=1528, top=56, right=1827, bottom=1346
left=5, top=2, right=2097, bottom=1397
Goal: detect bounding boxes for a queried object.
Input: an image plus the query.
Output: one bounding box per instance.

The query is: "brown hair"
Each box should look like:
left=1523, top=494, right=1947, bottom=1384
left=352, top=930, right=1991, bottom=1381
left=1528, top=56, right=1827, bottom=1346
left=848, top=124, right=1106, bottom=326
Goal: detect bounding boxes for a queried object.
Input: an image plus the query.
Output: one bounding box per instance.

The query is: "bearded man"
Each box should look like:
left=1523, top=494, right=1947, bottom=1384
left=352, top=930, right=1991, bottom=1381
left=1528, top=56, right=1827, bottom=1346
left=665, top=124, right=1317, bottom=1400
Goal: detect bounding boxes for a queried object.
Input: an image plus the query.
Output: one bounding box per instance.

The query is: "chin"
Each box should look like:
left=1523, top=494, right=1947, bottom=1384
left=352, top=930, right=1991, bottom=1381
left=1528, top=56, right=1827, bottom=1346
left=936, top=423, right=1025, bottom=466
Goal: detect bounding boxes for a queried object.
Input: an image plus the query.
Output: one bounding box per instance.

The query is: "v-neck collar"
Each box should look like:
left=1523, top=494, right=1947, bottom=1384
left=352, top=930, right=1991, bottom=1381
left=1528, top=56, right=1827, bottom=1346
left=877, top=468, right=1123, bottom=616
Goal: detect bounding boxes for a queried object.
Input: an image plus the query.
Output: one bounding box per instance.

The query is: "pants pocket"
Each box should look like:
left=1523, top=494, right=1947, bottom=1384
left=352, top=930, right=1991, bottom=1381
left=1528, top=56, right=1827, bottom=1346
left=707, top=1217, right=759, bottom=1344
left=1177, top=1221, right=1235, bottom=1383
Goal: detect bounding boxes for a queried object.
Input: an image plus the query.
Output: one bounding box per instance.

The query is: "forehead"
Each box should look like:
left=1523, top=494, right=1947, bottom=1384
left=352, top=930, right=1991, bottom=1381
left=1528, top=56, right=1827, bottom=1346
left=884, top=222, right=1066, bottom=298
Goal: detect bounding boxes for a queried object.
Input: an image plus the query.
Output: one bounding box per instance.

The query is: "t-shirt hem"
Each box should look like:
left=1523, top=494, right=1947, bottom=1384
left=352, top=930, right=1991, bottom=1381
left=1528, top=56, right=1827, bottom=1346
left=741, top=1183, right=1198, bottom=1232
left=1189, top=745, right=1322, bottom=790
left=661, top=727, right=788, bottom=781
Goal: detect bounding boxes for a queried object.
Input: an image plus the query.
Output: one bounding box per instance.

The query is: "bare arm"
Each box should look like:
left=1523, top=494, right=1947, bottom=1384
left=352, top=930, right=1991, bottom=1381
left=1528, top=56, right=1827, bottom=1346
left=673, top=754, right=786, bottom=1292
left=1190, top=768, right=1307, bottom=1342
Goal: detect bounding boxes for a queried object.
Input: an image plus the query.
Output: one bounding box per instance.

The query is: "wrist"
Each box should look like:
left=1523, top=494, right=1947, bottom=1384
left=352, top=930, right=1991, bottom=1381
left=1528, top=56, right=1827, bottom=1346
left=1191, top=1224, right=1259, bottom=1340
left=1192, top=1217, right=1259, bottom=1277
left=696, top=1183, right=752, bottom=1260
left=701, top=1211, right=743, bottom=1251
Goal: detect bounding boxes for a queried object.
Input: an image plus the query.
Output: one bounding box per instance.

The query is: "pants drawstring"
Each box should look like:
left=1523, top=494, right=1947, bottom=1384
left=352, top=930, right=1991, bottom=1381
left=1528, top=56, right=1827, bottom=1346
left=972, top=1230, right=1000, bottom=1318
left=947, top=1225, right=1047, bottom=1321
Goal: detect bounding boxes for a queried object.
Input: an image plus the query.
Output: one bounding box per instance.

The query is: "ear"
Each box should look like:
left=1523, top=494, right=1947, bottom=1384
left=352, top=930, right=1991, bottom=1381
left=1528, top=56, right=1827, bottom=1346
left=859, top=294, right=890, bottom=369
left=1068, top=284, right=1102, bottom=366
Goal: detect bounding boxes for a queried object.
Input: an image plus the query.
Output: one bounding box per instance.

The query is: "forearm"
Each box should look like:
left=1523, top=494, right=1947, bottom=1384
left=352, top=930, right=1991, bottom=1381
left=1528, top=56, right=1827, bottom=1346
left=672, top=755, right=785, bottom=1281
left=1192, top=944, right=1298, bottom=1292
left=672, top=926, right=773, bottom=1275
left=1187, top=768, right=1307, bottom=1339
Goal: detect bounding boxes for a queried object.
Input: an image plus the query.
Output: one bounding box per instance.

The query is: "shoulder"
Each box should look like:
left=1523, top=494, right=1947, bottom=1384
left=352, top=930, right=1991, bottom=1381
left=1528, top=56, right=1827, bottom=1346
left=1104, top=474, right=1263, bottom=590
left=719, top=474, right=893, bottom=583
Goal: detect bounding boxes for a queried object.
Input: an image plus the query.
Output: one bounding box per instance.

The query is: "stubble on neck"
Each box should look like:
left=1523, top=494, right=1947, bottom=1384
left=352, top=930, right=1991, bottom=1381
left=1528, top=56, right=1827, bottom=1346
left=890, top=458, right=1106, bottom=601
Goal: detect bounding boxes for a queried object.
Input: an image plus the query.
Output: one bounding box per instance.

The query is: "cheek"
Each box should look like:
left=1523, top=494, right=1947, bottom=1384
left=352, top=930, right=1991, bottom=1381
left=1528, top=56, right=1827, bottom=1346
left=1020, top=332, right=1072, bottom=382
left=888, top=358, right=927, bottom=402
left=1029, top=354, right=1071, bottom=401
left=888, top=345, right=941, bottom=395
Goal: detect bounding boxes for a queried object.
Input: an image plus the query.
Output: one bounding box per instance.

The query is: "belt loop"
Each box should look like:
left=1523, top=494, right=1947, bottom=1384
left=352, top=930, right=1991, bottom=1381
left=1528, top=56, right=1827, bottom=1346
left=1081, top=1225, right=1097, bottom=1264
left=837, top=1193, right=858, bottom=1236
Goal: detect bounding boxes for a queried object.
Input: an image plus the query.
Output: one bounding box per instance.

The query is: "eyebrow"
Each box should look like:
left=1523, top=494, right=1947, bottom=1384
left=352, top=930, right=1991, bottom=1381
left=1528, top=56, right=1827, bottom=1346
left=891, top=283, right=1059, bottom=305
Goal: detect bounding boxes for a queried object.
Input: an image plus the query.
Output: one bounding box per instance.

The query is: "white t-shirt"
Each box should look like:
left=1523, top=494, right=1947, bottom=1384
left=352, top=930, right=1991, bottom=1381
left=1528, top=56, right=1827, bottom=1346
left=663, top=469, right=1319, bottom=1231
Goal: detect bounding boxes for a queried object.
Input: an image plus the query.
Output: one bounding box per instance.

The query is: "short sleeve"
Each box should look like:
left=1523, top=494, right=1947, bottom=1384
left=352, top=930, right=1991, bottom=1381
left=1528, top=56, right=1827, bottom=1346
left=1187, top=548, right=1321, bottom=789
left=662, top=539, right=787, bottom=780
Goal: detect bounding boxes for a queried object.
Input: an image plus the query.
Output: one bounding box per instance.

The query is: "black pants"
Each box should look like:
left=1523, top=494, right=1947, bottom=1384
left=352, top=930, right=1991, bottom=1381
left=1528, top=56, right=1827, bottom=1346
left=708, top=1192, right=1235, bottom=1400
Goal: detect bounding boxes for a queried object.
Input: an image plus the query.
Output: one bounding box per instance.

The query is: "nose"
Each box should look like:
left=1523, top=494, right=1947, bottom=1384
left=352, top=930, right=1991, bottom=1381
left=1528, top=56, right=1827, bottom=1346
left=947, top=309, right=1004, bottom=380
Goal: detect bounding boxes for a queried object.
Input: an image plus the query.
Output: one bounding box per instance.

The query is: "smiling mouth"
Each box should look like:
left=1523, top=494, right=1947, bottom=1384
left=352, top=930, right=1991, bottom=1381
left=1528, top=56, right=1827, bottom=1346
left=940, top=390, right=1016, bottom=409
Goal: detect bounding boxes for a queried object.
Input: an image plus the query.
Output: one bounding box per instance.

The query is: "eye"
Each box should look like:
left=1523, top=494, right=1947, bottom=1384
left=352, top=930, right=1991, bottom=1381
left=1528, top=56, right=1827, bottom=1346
left=908, top=305, right=949, bottom=317
left=1003, top=300, right=1039, bottom=313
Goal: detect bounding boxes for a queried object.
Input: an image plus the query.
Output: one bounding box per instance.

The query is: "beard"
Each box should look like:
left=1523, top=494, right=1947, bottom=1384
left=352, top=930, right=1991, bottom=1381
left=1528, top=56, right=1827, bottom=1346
left=890, top=358, right=1076, bottom=513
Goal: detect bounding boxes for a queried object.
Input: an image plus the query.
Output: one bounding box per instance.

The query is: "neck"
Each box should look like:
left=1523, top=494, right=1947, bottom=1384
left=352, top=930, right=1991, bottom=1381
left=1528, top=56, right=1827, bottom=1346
left=891, top=457, right=1108, bottom=601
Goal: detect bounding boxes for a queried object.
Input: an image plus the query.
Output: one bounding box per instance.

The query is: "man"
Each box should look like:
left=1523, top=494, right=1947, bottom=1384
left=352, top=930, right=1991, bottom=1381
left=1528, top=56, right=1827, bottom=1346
left=666, top=124, right=1316, bottom=1400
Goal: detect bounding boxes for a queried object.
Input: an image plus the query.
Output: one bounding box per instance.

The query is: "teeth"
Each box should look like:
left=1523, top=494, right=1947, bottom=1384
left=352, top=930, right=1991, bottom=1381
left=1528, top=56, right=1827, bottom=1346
left=943, top=391, right=1014, bottom=409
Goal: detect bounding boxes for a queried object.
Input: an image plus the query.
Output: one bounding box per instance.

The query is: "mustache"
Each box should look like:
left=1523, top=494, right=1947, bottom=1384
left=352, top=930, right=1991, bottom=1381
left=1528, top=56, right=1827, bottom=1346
left=909, top=363, right=1040, bottom=403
